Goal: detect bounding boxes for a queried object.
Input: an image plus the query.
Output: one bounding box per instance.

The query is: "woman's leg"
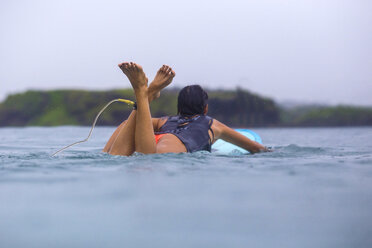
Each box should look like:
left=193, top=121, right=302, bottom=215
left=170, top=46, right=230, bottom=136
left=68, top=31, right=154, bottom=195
left=106, top=111, right=137, bottom=155
left=105, top=63, right=175, bottom=155
left=133, top=87, right=156, bottom=153
left=103, top=119, right=127, bottom=153
left=132, top=63, right=176, bottom=154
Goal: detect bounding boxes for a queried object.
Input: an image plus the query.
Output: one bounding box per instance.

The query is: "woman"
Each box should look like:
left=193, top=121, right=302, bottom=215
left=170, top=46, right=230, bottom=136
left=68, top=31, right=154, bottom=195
left=103, top=62, right=267, bottom=155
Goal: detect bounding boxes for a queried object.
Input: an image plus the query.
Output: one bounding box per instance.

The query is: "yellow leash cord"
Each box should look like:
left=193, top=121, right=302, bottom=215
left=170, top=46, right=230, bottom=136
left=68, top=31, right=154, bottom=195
left=51, top=98, right=135, bottom=157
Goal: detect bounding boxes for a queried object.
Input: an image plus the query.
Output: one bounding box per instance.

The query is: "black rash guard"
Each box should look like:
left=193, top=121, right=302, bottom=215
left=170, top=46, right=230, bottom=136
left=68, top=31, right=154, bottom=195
left=155, top=115, right=214, bottom=152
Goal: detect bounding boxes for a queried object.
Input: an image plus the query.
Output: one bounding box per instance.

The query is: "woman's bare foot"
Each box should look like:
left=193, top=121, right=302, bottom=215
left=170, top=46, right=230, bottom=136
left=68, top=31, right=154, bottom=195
left=148, top=65, right=176, bottom=102
left=118, top=62, right=148, bottom=91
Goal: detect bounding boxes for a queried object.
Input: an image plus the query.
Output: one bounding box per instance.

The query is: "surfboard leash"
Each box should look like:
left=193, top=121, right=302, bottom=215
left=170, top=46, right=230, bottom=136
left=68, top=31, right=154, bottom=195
left=51, top=98, right=135, bottom=157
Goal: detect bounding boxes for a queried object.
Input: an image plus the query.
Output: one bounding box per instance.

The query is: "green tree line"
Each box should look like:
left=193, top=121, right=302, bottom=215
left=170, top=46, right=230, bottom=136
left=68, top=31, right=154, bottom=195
left=0, top=88, right=371, bottom=127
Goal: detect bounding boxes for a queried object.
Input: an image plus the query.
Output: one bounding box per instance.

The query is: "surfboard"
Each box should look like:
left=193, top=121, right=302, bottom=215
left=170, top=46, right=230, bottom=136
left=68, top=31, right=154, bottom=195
left=212, top=129, right=262, bottom=155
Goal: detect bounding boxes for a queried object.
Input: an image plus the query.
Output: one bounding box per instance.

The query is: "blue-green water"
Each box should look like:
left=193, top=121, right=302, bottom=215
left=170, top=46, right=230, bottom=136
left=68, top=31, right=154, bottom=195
left=1, top=127, right=372, bottom=248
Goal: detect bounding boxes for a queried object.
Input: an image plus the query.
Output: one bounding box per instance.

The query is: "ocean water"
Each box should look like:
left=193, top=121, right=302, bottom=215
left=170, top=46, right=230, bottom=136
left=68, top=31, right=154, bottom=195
left=0, top=127, right=372, bottom=248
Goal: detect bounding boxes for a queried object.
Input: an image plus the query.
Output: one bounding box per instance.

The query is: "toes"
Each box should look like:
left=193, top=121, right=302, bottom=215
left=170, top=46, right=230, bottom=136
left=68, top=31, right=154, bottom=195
left=132, top=62, right=143, bottom=72
left=118, top=62, right=129, bottom=73
left=161, top=65, right=172, bottom=75
left=121, top=62, right=130, bottom=69
left=131, top=62, right=136, bottom=71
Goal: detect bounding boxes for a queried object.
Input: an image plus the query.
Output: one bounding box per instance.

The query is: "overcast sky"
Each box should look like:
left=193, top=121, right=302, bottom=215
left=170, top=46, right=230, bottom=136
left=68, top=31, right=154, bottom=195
left=1, top=0, right=371, bottom=105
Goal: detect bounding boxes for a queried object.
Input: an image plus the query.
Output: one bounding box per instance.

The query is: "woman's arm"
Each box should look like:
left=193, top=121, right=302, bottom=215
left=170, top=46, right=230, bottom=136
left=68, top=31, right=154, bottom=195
left=212, top=119, right=269, bottom=153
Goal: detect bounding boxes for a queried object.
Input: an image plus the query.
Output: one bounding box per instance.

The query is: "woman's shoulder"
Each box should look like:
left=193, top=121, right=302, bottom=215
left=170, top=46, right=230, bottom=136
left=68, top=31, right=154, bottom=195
left=210, top=118, right=228, bottom=140
left=209, top=117, right=222, bottom=126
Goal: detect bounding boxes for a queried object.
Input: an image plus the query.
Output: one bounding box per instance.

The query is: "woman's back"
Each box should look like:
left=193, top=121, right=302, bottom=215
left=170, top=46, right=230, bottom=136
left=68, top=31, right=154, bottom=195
left=156, top=115, right=214, bottom=152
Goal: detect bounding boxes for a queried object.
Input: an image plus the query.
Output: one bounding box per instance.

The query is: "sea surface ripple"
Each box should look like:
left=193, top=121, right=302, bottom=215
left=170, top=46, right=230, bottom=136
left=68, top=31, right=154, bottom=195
left=0, top=127, right=372, bottom=248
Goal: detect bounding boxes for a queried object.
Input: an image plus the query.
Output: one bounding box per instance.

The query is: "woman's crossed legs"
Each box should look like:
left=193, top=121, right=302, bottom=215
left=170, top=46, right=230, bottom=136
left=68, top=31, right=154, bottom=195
left=103, top=62, right=175, bottom=155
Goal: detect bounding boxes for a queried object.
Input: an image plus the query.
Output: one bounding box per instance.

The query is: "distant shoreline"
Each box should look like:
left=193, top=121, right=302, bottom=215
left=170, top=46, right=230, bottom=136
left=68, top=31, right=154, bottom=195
left=1, top=88, right=371, bottom=127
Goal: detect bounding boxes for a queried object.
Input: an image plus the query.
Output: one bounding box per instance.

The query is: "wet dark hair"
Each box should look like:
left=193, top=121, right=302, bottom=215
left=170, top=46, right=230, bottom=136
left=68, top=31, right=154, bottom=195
left=177, top=85, right=208, bottom=116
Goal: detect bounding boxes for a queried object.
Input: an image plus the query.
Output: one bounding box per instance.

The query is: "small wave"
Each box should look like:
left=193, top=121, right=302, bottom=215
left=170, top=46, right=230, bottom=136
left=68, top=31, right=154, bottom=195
left=274, top=144, right=327, bottom=154
left=354, top=158, right=372, bottom=165
left=254, top=144, right=329, bottom=159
